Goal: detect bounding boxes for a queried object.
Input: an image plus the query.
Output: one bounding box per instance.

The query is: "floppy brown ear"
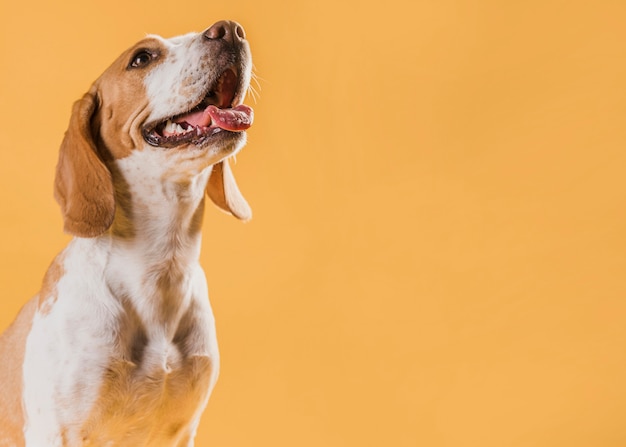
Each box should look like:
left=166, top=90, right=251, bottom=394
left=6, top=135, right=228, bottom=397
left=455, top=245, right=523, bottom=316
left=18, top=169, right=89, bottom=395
left=53, top=91, right=115, bottom=237
left=206, top=159, right=252, bottom=221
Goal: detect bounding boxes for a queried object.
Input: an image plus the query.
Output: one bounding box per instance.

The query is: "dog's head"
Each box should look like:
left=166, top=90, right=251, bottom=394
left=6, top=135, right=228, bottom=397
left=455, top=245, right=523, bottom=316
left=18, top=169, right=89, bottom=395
left=54, top=21, right=254, bottom=237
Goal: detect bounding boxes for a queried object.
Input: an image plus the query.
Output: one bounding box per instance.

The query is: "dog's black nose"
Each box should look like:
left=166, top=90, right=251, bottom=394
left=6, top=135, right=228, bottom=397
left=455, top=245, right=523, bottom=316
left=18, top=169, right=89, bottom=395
left=204, top=20, right=246, bottom=43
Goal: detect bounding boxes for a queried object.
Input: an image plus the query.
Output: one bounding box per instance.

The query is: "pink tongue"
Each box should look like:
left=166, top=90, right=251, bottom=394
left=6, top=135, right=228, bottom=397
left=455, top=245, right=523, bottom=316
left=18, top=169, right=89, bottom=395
left=175, top=104, right=253, bottom=131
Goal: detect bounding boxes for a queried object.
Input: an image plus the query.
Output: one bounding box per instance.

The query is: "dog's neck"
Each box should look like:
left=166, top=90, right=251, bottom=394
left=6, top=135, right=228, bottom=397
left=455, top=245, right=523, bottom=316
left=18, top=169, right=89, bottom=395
left=110, top=165, right=209, bottom=253
left=99, top=151, right=213, bottom=334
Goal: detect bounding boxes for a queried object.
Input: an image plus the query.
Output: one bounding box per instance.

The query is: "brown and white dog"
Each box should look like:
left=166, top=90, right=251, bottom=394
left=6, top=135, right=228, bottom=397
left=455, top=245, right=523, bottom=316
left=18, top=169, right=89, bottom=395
left=0, top=20, right=254, bottom=446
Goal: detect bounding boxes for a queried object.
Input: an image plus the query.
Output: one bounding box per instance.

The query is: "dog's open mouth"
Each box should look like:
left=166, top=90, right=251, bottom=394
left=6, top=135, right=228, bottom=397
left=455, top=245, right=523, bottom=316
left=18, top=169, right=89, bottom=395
left=143, top=68, right=253, bottom=147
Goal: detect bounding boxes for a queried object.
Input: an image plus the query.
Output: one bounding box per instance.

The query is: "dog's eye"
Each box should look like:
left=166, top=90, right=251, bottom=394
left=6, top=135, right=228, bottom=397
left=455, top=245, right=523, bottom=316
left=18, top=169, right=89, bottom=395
left=129, top=50, right=155, bottom=69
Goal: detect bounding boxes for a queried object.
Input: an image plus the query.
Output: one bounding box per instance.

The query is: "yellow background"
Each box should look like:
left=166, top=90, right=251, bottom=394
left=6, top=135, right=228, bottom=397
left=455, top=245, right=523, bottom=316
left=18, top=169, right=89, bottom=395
left=1, top=0, right=626, bottom=445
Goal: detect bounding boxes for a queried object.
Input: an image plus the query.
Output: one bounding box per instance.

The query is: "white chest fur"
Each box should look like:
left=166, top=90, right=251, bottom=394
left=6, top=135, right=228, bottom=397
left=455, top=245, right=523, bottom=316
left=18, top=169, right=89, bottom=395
left=23, top=245, right=219, bottom=445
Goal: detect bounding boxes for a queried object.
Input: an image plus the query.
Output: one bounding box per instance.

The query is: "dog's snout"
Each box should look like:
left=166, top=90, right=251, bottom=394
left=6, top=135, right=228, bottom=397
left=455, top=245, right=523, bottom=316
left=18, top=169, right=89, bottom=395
left=204, top=20, right=246, bottom=44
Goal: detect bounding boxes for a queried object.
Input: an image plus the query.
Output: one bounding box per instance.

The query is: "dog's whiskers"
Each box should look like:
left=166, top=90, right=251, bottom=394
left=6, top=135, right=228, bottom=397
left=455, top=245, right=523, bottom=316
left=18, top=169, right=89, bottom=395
left=247, top=69, right=263, bottom=104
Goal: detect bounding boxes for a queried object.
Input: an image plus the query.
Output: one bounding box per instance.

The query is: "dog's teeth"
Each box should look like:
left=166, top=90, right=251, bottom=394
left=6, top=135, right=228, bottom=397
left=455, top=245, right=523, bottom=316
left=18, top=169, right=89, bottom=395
left=164, top=120, right=176, bottom=133
left=196, top=126, right=202, bottom=136
left=175, top=124, right=185, bottom=133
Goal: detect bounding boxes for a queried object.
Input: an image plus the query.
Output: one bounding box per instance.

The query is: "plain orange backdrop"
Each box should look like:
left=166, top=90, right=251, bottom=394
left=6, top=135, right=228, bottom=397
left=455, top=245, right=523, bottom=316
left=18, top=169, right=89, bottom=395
left=1, top=0, right=626, bottom=446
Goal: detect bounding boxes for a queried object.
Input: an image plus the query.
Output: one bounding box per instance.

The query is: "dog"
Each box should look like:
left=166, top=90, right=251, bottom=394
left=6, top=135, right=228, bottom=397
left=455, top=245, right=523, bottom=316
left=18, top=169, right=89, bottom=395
left=0, top=20, right=254, bottom=446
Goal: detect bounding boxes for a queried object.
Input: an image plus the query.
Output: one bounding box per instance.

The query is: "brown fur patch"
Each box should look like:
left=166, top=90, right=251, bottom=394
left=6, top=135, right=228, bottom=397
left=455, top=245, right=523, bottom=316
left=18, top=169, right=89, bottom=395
left=109, top=164, right=136, bottom=239
left=54, top=91, right=116, bottom=238
left=37, top=252, right=67, bottom=316
left=94, top=38, right=168, bottom=161
left=0, top=298, right=38, bottom=446
left=80, top=355, right=215, bottom=444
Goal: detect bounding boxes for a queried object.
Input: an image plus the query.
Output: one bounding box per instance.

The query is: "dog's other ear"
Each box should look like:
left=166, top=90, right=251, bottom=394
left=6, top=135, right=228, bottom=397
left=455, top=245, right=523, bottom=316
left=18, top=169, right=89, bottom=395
left=54, top=90, right=115, bottom=237
left=206, top=159, right=252, bottom=221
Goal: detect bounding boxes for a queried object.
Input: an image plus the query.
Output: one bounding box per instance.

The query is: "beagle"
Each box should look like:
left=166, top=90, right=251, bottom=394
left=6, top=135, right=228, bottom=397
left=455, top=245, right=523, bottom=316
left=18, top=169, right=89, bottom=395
left=0, top=20, right=254, bottom=446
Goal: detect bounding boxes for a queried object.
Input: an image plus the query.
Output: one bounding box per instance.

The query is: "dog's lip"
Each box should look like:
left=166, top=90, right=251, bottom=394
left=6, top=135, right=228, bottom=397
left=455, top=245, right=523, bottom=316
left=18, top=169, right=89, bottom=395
left=142, top=68, right=253, bottom=148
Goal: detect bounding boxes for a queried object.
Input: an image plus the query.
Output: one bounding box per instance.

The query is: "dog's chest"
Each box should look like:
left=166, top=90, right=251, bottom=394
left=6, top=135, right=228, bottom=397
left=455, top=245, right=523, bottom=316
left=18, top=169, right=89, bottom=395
left=27, top=242, right=219, bottom=445
left=80, top=293, right=219, bottom=444
left=83, top=350, right=216, bottom=444
left=24, top=298, right=218, bottom=446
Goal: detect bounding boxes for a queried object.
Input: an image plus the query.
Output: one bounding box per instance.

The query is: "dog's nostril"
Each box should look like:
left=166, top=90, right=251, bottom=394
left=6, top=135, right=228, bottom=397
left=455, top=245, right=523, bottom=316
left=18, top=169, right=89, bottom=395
left=234, top=24, right=245, bottom=40
left=204, top=20, right=246, bottom=43
left=206, top=22, right=226, bottom=40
